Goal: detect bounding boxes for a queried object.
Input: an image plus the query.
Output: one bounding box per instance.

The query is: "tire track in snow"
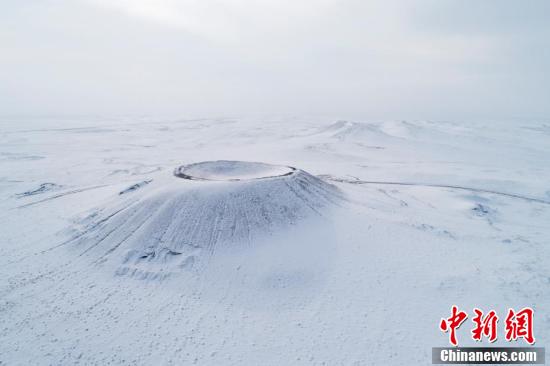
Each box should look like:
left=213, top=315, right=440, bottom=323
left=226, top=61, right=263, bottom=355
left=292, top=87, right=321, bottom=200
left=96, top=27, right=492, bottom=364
left=320, top=175, right=550, bottom=205
left=15, top=184, right=111, bottom=208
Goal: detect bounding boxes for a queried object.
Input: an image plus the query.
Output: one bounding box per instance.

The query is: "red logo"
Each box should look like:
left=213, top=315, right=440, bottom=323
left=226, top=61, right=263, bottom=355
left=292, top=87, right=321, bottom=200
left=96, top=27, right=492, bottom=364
left=439, top=306, right=535, bottom=346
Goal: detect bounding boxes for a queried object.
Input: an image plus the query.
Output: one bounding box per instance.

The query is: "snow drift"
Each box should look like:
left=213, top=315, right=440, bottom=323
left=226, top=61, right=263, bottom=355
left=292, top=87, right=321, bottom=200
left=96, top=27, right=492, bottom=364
left=65, top=160, right=342, bottom=279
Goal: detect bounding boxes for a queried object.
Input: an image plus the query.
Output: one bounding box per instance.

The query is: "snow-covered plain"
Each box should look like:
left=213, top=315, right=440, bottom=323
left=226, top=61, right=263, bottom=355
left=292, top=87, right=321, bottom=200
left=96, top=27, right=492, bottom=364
left=1, top=116, right=549, bottom=365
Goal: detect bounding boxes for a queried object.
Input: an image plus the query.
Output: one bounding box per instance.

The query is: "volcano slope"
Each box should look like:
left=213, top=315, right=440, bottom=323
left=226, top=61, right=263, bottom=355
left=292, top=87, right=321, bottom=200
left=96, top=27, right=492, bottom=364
left=63, top=160, right=342, bottom=280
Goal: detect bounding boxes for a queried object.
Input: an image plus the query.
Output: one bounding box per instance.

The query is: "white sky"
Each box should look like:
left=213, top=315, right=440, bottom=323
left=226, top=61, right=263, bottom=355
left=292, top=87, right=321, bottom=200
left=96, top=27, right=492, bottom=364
left=1, top=0, right=549, bottom=120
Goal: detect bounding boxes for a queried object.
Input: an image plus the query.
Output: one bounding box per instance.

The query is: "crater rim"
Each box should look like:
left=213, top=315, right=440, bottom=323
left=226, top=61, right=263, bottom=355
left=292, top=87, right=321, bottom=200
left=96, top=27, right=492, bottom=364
left=174, top=160, right=297, bottom=182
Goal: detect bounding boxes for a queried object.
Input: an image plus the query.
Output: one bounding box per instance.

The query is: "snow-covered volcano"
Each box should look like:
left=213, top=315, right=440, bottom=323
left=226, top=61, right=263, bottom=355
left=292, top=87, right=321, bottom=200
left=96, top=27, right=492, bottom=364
left=66, top=160, right=342, bottom=279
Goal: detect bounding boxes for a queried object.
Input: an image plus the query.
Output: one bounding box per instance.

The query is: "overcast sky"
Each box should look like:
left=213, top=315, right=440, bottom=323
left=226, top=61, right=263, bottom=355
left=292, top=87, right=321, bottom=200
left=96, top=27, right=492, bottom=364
left=1, top=0, right=549, bottom=120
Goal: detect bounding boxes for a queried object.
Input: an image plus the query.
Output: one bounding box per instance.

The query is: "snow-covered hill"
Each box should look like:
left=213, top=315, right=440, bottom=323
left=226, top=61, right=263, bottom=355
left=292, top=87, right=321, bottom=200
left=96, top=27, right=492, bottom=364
left=62, top=160, right=341, bottom=280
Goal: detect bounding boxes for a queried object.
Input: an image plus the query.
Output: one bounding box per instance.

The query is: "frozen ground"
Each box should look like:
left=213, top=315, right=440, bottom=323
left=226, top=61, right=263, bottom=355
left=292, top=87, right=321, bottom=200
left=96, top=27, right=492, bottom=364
left=0, top=116, right=549, bottom=365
